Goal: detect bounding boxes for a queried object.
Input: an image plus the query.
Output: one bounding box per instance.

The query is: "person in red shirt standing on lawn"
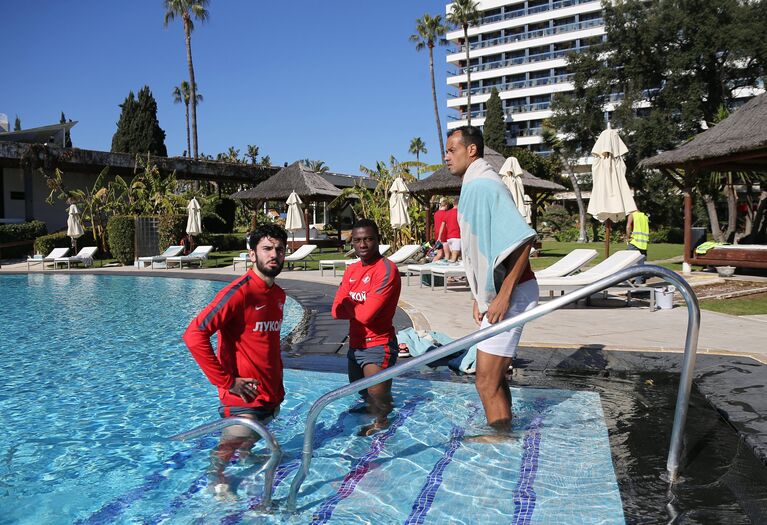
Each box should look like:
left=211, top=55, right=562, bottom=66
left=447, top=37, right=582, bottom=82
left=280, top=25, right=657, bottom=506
left=183, top=224, right=288, bottom=500
left=332, top=219, right=402, bottom=436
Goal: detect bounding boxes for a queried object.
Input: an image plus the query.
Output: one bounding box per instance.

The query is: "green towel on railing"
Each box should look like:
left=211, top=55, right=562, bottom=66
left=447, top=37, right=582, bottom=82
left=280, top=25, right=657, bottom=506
left=695, top=241, right=727, bottom=255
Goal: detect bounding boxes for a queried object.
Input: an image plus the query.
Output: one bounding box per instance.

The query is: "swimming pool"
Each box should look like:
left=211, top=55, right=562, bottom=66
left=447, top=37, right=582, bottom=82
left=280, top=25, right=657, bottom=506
left=1, top=273, right=627, bottom=524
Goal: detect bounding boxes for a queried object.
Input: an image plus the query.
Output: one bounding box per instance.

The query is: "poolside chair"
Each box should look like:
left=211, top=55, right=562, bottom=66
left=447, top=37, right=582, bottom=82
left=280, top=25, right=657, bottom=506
left=53, top=246, right=98, bottom=269
left=534, top=248, right=598, bottom=279
left=429, top=263, right=468, bottom=292
left=537, top=250, right=645, bottom=300
left=386, top=244, right=422, bottom=265
left=284, top=244, right=318, bottom=270
left=319, top=244, right=391, bottom=276
left=27, top=247, right=70, bottom=270
left=232, top=252, right=253, bottom=272
left=137, top=245, right=184, bottom=269
left=165, top=245, right=214, bottom=269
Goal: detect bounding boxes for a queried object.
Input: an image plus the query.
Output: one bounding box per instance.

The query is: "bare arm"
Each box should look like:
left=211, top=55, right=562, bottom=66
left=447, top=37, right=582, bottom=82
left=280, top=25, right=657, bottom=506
left=484, top=239, right=534, bottom=324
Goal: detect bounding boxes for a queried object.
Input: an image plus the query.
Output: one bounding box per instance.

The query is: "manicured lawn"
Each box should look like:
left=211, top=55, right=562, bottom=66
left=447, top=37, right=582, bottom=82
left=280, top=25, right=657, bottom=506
left=699, top=293, right=767, bottom=315
left=531, top=241, right=684, bottom=271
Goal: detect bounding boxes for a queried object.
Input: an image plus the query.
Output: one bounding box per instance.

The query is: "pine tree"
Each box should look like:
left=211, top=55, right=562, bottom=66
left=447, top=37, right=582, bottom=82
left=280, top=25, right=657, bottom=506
left=483, top=88, right=506, bottom=152
left=13, top=115, right=21, bottom=131
left=59, top=111, right=73, bottom=147
left=111, top=86, right=167, bottom=156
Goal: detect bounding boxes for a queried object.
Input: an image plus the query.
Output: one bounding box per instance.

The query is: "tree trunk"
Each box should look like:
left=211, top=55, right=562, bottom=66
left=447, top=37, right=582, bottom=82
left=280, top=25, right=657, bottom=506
left=428, top=43, right=445, bottom=158
left=703, top=193, right=724, bottom=242
left=463, top=25, right=472, bottom=126
left=723, top=182, right=737, bottom=242
left=567, top=164, right=587, bottom=243
left=184, top=19, right=199, bottom=159
left=184, top=101, right=191, bottom=157
left=753, top=191, right=767, bottom=242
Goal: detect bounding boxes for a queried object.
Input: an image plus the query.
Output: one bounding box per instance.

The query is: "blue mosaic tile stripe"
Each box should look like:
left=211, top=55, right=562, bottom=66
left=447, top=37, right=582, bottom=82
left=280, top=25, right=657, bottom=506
left=309, top=396, right=427, bottom=525
left=74, top=436, right=217, bottom=525
left=220, top=405, right=359, bottom=524
left=404, top=404, right=482, bottom=525
left=138, top=406, right=304, bottom=525
left=511, top=400, right=546, bottom=525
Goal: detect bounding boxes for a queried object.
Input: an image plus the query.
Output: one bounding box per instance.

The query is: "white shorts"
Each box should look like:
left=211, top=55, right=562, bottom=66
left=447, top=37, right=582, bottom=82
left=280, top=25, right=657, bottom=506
left=446, top=238, right=461, bottom=252
left=477, top=279, right=539, bottom=358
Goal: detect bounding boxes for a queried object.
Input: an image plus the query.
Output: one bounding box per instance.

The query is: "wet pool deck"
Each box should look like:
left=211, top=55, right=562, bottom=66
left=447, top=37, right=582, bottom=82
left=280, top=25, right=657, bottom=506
left=3, top=261, right=766, bottom=466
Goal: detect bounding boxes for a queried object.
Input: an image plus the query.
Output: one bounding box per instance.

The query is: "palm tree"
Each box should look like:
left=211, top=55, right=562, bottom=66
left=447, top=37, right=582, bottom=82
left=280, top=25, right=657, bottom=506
left=410, top=14, right=448, bottom=157
left=409, top=137, right=427, bottom=164
left=447, top=0, right=480, bottom=126
left=164, top=0, right=209, bottom=159
left=302, top=159, right=329, bottom=174
left=172, top=81, right=203, bottom=157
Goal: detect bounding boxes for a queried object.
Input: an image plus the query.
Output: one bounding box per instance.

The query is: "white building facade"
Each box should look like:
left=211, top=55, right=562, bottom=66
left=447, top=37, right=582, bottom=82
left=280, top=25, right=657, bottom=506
left=445, top=0, right=605, bottom=154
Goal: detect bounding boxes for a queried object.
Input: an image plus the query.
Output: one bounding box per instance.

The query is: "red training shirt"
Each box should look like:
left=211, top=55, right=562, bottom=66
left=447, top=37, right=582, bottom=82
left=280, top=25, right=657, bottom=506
left=445, top=207, right=461, bottom=239
left=331, top=256, right=401, bottom=349
left=433, top=209, right=447, bottom=242
left=183, top=272, right=286, bottom=411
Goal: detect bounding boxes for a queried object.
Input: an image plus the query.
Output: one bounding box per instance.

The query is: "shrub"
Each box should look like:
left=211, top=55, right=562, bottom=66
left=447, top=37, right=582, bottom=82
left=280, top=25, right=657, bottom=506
left=158, top=214, right=186, bottom=251
left=203, top=197, right=237, bottom=233
left=34, top=230, right=97, bottom=257
left=107, top=216, right=135, bottom=264
left=198, top=233, right=247, bottom=252
left=554, top=227, right=581, bottom=242
left=201, top=211, right=227, bottom=233
left=540, top=205, right=575, bottom=232
left=650, top=226, right=684, bottom=244
left=0, top=221, right=47, bottom=257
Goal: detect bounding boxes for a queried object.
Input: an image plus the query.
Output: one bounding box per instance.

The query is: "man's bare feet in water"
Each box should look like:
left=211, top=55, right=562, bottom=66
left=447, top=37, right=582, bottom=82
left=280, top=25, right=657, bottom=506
left=357, top=419, right=390, bottom=437
left=464, top=420, right=514, bottom=443
left=212, top=482, right=238, bottom=502
left=349, top=403, right=371, bottom=414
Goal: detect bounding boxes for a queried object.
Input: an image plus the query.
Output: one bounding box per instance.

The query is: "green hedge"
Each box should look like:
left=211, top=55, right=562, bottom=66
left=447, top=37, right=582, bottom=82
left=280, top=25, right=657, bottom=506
left=158, top=214, right=186, bottom=252
left=107, top=216, right=135, bottom=265
left=201, top=211, right=227, bottom=233
left=198, top=233, right=247, bottom=252
left=34, top=230, right=97, bottom=257
left=203, top=197, right=236, bottom=233
left=0, top=221, right=47, bottom=258
left=650, top=226, right=684, bottom=244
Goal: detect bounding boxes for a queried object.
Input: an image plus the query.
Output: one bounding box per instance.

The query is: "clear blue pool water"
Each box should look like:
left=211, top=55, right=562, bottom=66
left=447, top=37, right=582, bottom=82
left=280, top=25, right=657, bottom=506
left=0, top=274, right=624, bottom=524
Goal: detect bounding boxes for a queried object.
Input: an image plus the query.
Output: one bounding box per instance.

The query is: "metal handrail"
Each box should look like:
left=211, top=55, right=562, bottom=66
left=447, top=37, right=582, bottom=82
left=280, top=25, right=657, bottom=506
left=286, top=265, right=700, bottom=509
left=170, top=416, right=283, bottom=508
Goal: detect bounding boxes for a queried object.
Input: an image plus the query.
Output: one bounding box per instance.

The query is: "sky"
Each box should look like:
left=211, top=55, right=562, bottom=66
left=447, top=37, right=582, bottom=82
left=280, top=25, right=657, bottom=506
left=2, top=0, right=452, bottom=176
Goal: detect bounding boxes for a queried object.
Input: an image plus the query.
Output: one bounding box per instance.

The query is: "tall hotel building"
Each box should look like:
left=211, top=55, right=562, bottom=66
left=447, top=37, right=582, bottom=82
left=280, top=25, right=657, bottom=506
left=445, top=0, right=606, bottom=154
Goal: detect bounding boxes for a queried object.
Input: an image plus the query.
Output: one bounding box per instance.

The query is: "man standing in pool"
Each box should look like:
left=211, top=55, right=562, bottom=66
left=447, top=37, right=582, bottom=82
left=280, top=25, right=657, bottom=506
left=445, top=126, right=538, bottom=435
left=332, top=218, right=402, bottom=436
left=183, top=224, right=288, bottom=499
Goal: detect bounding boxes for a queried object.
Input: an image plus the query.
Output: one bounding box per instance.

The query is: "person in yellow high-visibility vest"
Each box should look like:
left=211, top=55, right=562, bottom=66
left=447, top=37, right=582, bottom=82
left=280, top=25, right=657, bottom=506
left=626, top=210, right=650, bottom=283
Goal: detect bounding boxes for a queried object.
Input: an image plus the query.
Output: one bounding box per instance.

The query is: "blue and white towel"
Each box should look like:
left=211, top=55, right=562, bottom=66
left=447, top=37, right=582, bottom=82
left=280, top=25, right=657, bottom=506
left=397, top=327, right=476, bottom=374
left=458, top=158, right=536, bottom=313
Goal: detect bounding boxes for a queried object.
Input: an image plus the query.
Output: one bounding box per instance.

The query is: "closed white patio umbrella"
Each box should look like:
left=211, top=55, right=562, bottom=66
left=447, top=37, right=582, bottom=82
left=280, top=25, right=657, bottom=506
left=499, top=156, right=531, bottom=224
left=186, top=197, right=202, bottom=247
left=389, top=176, right=411, bottom=229
left=285, top=191, right=306, bottom=246
left=587, top=127, right=636, bottom=257
left=66, top=204, right=84, bottom=252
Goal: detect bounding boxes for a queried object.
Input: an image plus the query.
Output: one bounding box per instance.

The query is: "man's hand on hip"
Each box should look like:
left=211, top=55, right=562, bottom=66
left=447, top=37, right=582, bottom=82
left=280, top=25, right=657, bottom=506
left=229, top=377, right=259, bottom=403
left=485, top=293, right=511, bottom=324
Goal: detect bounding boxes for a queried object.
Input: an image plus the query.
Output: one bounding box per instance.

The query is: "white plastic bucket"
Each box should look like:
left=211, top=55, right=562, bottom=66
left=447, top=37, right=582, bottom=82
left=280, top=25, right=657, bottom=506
left=656, top=286, right=676, bottom=310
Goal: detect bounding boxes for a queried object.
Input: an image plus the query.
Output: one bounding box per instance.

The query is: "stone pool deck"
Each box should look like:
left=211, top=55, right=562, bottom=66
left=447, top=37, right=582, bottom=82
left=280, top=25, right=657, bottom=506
left=3, top=261, right=766, bottom=465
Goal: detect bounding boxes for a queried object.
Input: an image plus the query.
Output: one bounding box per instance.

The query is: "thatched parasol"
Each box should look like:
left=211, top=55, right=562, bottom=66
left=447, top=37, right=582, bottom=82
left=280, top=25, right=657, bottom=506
left=232, top=161, right=342, bottom=243
left=409, top=147, right=565, bottom=232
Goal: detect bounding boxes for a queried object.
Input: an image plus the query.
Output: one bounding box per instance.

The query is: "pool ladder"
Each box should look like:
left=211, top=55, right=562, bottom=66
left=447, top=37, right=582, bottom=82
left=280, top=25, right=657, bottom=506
left=170, top=265, right=700, bottom=512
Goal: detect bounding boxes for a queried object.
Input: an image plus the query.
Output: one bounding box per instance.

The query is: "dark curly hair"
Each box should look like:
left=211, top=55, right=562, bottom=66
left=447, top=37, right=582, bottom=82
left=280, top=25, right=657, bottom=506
left=248, top=223, right=288, bottom=249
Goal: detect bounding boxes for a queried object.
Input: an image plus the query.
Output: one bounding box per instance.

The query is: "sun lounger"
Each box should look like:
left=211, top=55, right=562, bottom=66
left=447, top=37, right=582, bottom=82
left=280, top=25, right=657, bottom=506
left=534, top=248, right=598, bottom=279
left=285, top=244, right=318, bottom=270
left=137, top=245, right=185, bottom=269
left=404, top=260, right=461, bottom=287
left=165, top=245, right=214, bottom=269
left=27, top=247, right=70, bottom=270
left=319, top=244, right=391, bottom=276
left=386, top=244, right=422, bottom=265
left=429, top=263, right=468, bottom=292
left=53, top=246, right=98, bottom=269
left=537, top=250, right=645, bottom=297
left=232, top=252, right=252, bottom=272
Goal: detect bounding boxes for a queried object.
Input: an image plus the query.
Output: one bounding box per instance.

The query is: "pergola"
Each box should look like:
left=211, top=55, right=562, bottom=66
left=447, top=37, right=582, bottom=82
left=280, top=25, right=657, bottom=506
left=642, top=92, right=767, bottom=269
left=231, top=161, right=342, bottom=247
left=409, top=147, right=565, bottom=235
